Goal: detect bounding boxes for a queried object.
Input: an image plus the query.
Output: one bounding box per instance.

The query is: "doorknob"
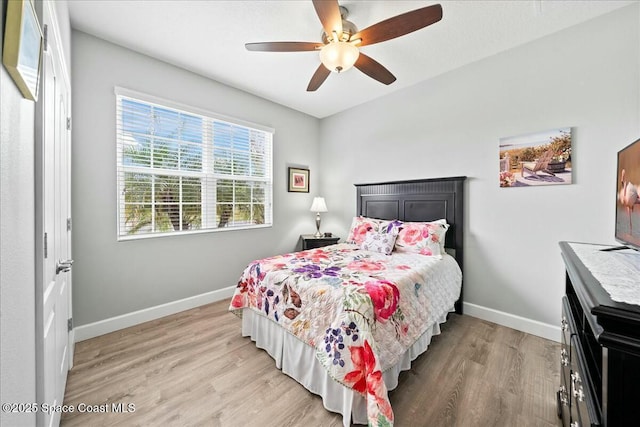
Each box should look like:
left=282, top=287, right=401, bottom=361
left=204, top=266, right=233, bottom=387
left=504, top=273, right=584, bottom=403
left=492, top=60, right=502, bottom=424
left=56, top=259, right=74, bottom=274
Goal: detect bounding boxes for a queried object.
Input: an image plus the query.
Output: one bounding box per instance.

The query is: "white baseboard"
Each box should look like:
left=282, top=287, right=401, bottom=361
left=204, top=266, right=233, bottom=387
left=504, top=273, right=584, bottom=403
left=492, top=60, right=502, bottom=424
left=75, top=290, right=560, bottom=343
left=463, top=302, right=560, bottom=342
left=74, top=286, right=236, bottom=342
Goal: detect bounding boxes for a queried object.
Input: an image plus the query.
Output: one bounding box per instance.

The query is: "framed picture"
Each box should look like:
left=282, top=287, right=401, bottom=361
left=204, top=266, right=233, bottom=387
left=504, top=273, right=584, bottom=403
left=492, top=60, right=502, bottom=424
left=2, top=0, right=43, bottom=101
left=288, top=167, right=309, bottom=193
left=499, top=127, right=572, bottom=188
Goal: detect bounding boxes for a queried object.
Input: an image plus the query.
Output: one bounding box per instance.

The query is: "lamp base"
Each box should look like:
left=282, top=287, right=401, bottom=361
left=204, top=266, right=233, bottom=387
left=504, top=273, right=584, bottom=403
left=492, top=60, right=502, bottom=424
left=314, top=212, right=322, bottom=237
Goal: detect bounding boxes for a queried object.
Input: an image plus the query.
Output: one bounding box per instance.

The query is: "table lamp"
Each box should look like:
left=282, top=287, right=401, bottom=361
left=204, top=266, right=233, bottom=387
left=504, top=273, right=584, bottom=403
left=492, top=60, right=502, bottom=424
left=310, top=197, right=328, bottom=237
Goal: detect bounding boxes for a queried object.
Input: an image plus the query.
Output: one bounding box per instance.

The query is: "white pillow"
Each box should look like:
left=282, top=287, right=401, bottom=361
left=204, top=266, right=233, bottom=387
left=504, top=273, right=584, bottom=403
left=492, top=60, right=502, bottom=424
left=360, top=230, right=398, bottom=255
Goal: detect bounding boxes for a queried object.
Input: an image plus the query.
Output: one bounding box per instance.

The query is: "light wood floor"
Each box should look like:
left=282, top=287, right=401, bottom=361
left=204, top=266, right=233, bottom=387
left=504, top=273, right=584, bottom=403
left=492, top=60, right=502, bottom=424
left=62, top=300, right=562, bottom=427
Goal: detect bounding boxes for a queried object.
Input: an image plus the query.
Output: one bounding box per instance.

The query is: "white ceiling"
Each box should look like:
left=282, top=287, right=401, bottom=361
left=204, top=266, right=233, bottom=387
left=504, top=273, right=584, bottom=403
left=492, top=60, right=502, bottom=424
left=68, top=0, right=635, bottom=118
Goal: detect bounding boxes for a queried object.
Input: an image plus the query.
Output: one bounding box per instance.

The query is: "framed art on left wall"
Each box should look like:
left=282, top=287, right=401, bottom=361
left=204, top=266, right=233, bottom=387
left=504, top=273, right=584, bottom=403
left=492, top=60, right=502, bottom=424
left=288, top=167, right=309, bottom=192
left=2, top=0, right=43, bottom=101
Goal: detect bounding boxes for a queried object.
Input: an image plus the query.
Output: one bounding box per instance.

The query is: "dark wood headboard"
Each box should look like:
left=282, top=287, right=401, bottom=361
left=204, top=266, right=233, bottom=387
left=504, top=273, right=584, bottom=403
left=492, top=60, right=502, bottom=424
left=355, top=176, right=466, bottom=314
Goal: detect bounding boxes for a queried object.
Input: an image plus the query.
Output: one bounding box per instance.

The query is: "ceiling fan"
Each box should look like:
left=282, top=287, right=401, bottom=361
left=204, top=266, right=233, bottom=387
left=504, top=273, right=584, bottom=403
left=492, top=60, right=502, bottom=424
left=246, top=0, right=443, bottom=91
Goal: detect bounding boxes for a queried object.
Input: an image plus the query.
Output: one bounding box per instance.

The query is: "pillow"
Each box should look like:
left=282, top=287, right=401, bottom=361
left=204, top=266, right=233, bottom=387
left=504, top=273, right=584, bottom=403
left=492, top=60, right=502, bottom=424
left=379, top=219, right=403, bottom=236
left=429, top=219, right=448, bottom=253
left=360, top=230, right=399, bottom=255
left=346, top=216, right=381, bottom=245
left=394, top=219, right=449, bottom=257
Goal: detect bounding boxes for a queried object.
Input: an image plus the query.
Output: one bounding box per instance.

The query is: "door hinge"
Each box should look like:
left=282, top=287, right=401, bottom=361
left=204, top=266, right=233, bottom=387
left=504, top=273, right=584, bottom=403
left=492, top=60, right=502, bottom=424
left=43, top=24, right=48, bottom=52
left=44, top=232, right=48, bottom=258
left=68, top=318, right=73, bottom=332
left=67, top=117, right=71, bottom=131
left=67, top=218, right=72, bottom=231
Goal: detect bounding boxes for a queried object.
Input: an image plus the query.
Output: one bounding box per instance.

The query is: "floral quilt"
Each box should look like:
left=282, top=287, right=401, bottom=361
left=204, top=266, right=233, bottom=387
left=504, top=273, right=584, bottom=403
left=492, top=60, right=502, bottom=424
left=229, top=243, right=462, bottom=427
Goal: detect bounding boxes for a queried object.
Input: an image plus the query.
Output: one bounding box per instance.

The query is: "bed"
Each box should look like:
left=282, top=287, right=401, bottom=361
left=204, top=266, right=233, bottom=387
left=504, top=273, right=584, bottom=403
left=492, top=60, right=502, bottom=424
left=229, top=177, right=466, bottom=426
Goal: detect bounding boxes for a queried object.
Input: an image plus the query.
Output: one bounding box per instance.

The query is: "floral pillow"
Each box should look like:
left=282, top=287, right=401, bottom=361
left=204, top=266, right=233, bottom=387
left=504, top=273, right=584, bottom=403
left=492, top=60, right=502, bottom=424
left=346, top=216, right=381, bottom=245
left=379, top=219, right=403, bottom=236
left=429, top=218, right=448, bottom=252
left=359, top=229, right=399, bottom=255
left=394, top=219, right=449, bottom=257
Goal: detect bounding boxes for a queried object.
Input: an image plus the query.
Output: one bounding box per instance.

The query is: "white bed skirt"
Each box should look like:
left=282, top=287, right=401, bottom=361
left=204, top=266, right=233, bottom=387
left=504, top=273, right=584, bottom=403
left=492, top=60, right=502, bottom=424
left=241, top=308, right=451, bottom=426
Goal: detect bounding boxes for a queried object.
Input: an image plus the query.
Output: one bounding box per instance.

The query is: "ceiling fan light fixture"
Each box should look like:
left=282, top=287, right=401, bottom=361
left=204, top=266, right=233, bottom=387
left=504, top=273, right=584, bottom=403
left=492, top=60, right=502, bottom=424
left=319, top=41, right=359, bottom=73
left=246, top=2, right=443, bottom=91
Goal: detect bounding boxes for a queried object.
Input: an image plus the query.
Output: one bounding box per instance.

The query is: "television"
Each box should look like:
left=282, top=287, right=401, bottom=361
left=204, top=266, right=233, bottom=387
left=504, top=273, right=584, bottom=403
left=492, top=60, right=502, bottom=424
left=615, top=138, right=640, bottom=250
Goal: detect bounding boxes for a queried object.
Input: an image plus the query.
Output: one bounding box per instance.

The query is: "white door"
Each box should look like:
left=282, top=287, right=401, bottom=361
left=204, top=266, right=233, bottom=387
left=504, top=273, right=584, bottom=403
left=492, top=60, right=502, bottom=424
left=35, top=5, right=73, bottom=426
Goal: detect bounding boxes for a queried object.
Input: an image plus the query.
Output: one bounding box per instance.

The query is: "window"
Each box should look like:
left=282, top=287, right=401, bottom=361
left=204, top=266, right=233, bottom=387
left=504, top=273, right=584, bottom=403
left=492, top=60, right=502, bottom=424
left=115, top=88, right=273, bottom=240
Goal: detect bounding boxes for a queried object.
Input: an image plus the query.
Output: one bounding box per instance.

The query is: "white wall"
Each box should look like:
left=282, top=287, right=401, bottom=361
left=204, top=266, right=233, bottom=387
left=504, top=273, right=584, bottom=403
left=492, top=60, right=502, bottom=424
left=71, top=31, right=321, bottom=327
left=71, top=5, right=639, bottom=339
left=0, top=1, right=37, bottom=425
left=319, top=4, right=640, bottom=335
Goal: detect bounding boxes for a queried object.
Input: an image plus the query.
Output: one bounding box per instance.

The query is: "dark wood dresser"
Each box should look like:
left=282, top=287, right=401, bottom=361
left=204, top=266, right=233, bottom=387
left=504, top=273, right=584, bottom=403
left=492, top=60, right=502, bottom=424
left=558, top=242, right=640, bottom=427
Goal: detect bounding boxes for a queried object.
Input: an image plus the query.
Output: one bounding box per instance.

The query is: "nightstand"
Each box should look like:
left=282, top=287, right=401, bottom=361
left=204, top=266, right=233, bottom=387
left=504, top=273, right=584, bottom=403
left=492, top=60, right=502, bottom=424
left=300, top=234, right=340, bottom=250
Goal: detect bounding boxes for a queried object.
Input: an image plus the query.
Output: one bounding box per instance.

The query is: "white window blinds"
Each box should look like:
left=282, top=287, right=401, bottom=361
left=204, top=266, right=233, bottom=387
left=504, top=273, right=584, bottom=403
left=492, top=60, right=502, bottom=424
left=115, top=88, right=273, bottom=240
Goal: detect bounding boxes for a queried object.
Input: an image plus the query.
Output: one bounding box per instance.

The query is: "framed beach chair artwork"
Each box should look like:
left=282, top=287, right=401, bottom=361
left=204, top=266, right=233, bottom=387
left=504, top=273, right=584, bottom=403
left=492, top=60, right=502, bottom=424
left=499, top=128, right=572, bottom=188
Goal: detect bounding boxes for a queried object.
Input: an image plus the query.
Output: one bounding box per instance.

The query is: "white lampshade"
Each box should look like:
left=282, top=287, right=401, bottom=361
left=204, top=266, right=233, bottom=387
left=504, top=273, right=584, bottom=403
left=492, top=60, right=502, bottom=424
left=310, top=197, right=328, bottom=213
left=319, top=42, right=359, bottom=73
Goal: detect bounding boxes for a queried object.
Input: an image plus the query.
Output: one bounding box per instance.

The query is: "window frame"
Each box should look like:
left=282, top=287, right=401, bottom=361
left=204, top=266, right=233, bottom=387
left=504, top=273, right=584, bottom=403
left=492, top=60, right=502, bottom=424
left=115, top=87, right=274, bottom=241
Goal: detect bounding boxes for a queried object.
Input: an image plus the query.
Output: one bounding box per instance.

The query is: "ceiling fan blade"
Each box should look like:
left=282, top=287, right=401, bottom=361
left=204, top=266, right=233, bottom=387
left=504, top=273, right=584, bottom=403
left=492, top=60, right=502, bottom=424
left=307, top=64, right=331, bottom=91
left=352, top=4, right=443, bottom=47
left=245, top=42, right=323, bottom=52
left=354, top=53, right=396, bottom=85
left=312, top=0, right=343, bottom=38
